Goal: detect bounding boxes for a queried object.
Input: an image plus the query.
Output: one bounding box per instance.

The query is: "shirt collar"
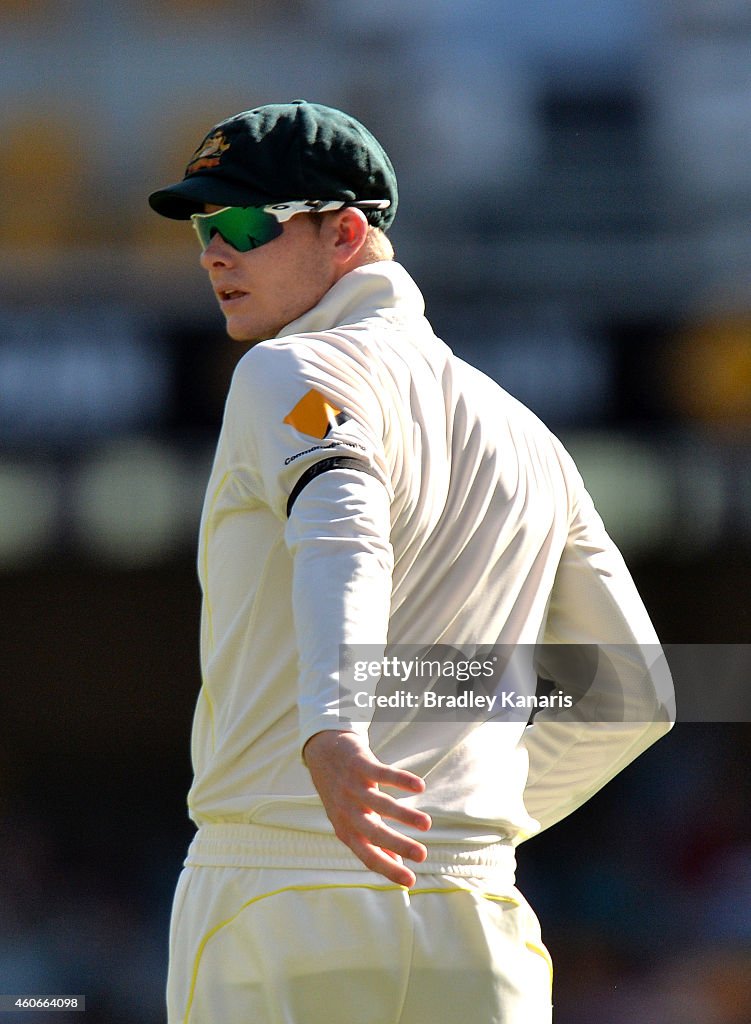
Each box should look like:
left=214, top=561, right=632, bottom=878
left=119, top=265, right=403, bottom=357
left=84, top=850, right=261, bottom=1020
left=276, top=260, right=426, bottom=338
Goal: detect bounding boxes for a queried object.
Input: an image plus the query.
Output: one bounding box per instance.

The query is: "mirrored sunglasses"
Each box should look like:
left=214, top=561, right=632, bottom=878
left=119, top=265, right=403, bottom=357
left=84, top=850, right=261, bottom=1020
left=190, top=199, right=390, bottom=253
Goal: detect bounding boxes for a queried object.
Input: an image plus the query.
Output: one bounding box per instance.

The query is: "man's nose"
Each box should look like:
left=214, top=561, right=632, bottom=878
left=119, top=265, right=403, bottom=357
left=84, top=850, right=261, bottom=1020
left=199, top=233, right=236, bottom=269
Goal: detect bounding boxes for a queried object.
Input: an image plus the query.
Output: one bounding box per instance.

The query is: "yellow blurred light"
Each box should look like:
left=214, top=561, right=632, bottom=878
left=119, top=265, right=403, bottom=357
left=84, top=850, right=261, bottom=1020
left=666, top=317, right=751, bottom=430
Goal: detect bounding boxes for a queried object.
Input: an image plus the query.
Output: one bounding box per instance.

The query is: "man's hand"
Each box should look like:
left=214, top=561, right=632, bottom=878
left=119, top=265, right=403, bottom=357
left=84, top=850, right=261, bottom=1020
left=303, top=729, right=431, bottom=887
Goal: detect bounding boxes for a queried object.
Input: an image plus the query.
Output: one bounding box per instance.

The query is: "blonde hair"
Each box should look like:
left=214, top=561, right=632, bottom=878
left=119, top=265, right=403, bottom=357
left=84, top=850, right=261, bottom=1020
left=361, top=226, right=394, bottom=263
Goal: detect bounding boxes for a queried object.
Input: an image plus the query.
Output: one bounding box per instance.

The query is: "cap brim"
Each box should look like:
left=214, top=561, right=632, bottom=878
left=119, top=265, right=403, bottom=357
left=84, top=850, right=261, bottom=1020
left=148, top=174, right=276, bottom=220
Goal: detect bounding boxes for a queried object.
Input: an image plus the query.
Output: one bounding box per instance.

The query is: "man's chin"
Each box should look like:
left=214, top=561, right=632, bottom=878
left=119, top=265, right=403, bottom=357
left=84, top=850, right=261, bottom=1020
left=225, top=319, right=273, bottom=345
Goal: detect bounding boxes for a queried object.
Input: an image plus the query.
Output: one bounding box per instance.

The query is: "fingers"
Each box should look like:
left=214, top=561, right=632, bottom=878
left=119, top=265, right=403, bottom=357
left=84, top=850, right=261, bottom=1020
left=326, top=799, right=429, bottom=883
left=329, top=804, right=429, bottom=864
left=360, top=811, right=428, bottom=863
left=365, top=788, right=432, bottom=832
left=302, top=730, right=432, bottom=885
left=372, top=763, right=426, bottom=795
left=350, top=837, right=419, bottom=888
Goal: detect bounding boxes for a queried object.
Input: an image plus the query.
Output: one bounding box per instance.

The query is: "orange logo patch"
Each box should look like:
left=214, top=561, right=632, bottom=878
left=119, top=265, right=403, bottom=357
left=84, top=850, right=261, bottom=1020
left=185, top=129, right=230, bottom=175
left=284, top=389, right=343, bottom=440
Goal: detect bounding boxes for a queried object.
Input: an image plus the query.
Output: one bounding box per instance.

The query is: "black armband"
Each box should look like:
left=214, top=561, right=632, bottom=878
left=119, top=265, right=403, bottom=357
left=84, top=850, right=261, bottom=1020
left=286, top=456, right=381, bottom=517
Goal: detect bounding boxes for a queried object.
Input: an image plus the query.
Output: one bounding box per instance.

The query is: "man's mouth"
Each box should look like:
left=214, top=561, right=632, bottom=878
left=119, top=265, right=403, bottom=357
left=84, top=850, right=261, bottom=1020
left=218, top=289, right=248, bottom=303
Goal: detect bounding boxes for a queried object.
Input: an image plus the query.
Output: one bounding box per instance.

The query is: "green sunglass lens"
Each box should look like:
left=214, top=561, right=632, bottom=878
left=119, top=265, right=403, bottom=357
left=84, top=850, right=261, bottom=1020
left=191, top=207, right=283, bottom=252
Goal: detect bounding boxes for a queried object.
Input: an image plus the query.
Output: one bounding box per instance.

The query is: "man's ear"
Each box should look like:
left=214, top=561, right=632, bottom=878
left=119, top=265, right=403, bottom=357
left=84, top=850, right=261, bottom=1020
left=329, top=207, right=369, bottom=266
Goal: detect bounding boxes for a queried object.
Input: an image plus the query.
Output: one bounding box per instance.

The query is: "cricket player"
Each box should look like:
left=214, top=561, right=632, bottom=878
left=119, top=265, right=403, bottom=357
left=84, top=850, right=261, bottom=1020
left=149, top=100, right=674, bottom=1024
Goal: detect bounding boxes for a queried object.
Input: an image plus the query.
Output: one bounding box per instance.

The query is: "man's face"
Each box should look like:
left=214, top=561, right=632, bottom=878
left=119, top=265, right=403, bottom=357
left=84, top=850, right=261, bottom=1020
left=198, top=207, right=338, bottom=344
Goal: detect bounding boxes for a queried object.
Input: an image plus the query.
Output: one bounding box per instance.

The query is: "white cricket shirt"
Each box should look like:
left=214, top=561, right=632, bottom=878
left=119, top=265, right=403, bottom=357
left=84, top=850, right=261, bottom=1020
left=188, top=261, right=673, bottom=845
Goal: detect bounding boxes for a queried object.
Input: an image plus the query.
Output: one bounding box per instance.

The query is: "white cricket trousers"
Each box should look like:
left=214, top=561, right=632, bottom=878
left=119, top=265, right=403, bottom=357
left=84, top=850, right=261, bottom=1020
left=166, top=824, right=553, bottom=1024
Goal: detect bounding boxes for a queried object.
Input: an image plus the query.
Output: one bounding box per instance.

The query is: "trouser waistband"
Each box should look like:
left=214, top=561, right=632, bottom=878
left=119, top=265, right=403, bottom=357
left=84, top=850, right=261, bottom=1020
left=185, top=823, right=516, bottom=879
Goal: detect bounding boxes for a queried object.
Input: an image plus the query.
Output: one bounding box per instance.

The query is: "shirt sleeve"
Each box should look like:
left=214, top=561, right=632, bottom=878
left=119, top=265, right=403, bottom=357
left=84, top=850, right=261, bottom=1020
left=220, top=337, right=395, bottom=752
left=286, top=467, right=393, bottom=750
left=518, top=476, right=675, bottom=840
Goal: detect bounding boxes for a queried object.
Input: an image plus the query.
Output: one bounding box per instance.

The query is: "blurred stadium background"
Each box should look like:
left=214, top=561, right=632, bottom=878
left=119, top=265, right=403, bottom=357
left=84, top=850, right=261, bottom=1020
left=1, top=0, right=750, bottom=1021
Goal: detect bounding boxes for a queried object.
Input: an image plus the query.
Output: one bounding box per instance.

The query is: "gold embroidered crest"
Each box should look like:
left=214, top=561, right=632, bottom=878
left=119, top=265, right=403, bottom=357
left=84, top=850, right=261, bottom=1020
left=185, top=130, right=230, bottom=175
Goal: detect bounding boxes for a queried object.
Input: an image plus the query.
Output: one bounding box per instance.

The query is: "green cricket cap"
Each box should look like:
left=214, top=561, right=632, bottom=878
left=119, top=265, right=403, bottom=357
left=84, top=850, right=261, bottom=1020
left=148, top=99, right=397, bottom=230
